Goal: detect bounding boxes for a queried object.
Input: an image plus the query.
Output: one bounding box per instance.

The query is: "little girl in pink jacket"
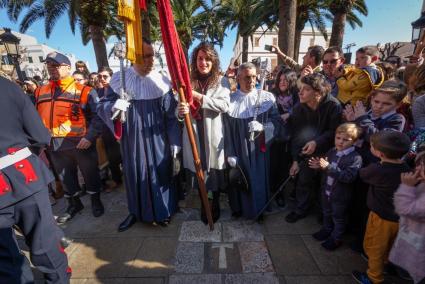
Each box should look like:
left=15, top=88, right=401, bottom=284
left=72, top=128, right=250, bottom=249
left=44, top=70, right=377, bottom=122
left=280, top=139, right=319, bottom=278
left=389, top=152, right=425, bottom=283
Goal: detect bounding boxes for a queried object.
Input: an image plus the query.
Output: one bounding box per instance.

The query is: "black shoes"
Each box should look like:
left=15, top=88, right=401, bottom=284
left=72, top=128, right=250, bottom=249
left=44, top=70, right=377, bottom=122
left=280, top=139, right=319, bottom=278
left=285, top=211, right=306, bottom=223
left=91, top=193, right=104, bottom=217
left=57, top=196, right=84, bottom=224
left=321, top=238, right=342, bottom=251
left=118, top=214, right=137, bottom=232
left=312, top=229, right=331, bottom=241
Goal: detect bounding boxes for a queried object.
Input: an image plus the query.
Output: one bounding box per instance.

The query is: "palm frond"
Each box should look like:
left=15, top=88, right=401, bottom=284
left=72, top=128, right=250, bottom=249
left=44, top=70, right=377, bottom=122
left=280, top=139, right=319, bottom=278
left=19, top=3, right=45, bottom=33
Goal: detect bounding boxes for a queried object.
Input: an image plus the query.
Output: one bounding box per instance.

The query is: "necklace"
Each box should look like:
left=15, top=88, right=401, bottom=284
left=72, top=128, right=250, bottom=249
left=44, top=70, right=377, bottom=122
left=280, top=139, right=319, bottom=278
left=197, top=77, right=210, bottom=95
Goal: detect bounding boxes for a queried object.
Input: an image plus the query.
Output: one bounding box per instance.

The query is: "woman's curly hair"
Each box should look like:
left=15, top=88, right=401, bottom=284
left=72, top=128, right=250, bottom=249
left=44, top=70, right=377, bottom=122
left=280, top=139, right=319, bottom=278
left=190, top=42, right=221, bottom=89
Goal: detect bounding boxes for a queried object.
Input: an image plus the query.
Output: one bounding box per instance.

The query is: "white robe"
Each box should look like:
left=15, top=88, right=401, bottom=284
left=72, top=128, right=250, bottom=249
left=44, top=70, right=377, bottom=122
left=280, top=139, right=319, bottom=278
left=182, top=76, right=231, bottom=172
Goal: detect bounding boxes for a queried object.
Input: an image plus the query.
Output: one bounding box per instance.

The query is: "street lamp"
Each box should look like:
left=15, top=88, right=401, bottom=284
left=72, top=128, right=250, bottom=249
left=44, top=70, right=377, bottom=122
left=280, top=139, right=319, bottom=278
left=412, top=11, right=425, bottom=43
left=0, top=27, right=24, bottom=81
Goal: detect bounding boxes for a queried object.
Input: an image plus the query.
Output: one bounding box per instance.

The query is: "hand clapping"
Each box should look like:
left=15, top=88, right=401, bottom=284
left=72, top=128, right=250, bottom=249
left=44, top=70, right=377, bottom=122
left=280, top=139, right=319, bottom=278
left=343, top=101, right=367, bottom=122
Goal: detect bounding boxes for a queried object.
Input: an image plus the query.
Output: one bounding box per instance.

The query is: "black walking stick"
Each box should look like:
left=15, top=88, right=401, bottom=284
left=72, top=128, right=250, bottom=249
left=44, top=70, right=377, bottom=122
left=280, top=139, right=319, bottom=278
left=253, top=157, right=308, bottom=222
left=253, top=175, right=293, bottom=222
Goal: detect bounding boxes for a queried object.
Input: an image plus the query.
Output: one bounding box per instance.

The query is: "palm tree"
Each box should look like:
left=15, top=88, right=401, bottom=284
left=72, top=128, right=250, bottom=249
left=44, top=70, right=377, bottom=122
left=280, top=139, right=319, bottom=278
left=278, top=0, right=297, bottom=59
left=172, top=0, right=225, bottom=59
left=326, top=0, right=368, bottom=48
left=254, top=0, right=328, bottom=61
left=215, top=0, right=264, bottom=63
left=294, top=0, right=328, bottom=60
left=1, top=0, right=123, bottom=68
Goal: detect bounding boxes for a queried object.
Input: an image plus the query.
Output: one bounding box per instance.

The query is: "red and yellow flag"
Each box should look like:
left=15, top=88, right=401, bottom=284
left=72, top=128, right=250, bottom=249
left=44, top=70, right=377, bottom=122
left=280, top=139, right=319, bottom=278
left=117, top=0, right=147, bottom=64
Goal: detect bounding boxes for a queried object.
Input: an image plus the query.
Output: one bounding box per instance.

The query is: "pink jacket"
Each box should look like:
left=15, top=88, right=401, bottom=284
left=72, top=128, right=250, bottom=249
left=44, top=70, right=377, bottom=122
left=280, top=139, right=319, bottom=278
left=389, top=183, right=425, bottom=283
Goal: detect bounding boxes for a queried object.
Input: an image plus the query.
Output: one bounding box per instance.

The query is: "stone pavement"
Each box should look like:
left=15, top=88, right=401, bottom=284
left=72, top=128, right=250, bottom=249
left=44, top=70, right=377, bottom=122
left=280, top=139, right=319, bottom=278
left=23, top=185, right=412, bottom=284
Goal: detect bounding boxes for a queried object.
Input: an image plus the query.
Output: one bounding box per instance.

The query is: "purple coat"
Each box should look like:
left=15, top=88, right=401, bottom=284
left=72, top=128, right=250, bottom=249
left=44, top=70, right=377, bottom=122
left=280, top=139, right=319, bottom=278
left=389, top=183, right=425, bottom=283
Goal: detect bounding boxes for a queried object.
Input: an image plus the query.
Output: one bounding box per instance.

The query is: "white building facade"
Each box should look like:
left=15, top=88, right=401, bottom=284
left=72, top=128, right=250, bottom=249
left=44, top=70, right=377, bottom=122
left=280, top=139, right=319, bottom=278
left=108, top=41, right=168, bottom=74
left=231, top=26, right=330, bottom=70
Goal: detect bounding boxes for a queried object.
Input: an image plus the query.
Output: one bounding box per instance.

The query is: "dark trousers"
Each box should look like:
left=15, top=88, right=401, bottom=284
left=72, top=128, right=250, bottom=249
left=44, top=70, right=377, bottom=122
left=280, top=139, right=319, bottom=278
left=102, top=130, right=122, bottom=184
left=0, top=190, right=70, bottom=283
left=348, top=178, right=370, bottom=250
left=269, top=141, right=291, bottom=193
left=322, top=190, right=351, bottom=241
left=295, top=161, right=321, bottom=215
left=0, top=228, right=34, bottom=284
left=50, top=146, right=101, bottom=197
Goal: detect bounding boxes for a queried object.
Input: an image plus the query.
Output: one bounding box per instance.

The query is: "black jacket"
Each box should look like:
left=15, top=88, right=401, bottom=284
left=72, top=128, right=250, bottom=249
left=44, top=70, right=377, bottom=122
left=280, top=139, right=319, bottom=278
left=360, top=161, right=410, bottom=222
left=287, top=94, right=342, bottom=161
left=0, top=77, right=54, bottom=210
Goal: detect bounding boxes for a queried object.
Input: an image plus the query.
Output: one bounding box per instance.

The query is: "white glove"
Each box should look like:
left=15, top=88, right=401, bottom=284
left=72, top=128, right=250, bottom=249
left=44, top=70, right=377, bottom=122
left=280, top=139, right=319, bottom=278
left=227, top=156, right=237, bottom=168
left=248, top=121, right=264, bottom=132
left=112, top=99, right=130, bottom=112
left=170, top=145, right=181, bottom=158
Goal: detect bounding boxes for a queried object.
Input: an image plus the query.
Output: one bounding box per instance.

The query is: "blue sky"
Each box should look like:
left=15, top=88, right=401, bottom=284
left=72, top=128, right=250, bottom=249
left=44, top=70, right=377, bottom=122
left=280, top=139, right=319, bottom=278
left=0, top=0, right=423, bottom=71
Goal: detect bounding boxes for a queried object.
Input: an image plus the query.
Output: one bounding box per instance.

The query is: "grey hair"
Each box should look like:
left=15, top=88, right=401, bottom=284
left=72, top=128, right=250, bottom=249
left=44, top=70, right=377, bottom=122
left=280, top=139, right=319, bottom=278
left=238, top=62, right=256, bottom=74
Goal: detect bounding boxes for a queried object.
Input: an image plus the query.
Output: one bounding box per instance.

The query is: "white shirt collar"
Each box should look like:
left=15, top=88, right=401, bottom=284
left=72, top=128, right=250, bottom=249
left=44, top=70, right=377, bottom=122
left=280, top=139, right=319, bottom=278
left=228, top=89, right=275, bottom=119
left=336, top=146, right=355, bottom=157
left=369, top=110, right=397, bottom=120
left=110, top=67, right=171, bottom=100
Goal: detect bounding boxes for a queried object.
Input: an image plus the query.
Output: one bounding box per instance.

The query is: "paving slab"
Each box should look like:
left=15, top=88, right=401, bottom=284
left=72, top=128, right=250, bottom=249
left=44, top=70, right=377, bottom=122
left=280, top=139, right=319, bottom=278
left=264, top=213, right=321, bottom=235
left=174, top=242, right=204, bottom=273
left=266, top=235, right=320, bottom=275
left=126, top=238, right=177, bottom=277
left=67, top=277, right=164, bottom=284
left=169, top=274, right=222, bottom=284
left=205, top=242, right=241, bottom=273
left=222, top=221, right=264, bottom=242
left=301, top=235, right=367, bottom=275
left=224, top=273, right=280, bottom=284
left=284, top=276, right=355, bottom=284
left=238, top=242, right=274, bottom=273
left=178, top=221, right=222, bottom=242
left=60, top=213, right=122, bottom=238
left=67, top=238, right=142, bottom=279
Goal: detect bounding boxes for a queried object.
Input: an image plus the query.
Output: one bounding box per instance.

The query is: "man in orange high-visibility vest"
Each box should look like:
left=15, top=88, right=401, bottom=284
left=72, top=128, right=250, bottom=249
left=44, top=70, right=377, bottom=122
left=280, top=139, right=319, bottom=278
left=35, top=52, right=104, bottom=223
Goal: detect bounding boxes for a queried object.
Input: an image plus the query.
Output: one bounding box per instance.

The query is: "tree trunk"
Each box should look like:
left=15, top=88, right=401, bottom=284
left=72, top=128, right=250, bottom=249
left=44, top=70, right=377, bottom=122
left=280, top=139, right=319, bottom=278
left=141, top=0, right=151, bottom=40
left=89, top=25, right=109, bottom=68
left=242, top=35, right=249, bottom=63
left=278, top=0, right=297, bottom=62
left=329, top=12, right=346, bottom=48
left=293, top=26, right=303, bottom=63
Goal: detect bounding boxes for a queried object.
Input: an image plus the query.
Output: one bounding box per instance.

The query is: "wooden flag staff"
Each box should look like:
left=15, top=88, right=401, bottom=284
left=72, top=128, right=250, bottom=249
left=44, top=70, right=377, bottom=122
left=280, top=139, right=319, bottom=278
left=177, top=86, right=214, bottom=230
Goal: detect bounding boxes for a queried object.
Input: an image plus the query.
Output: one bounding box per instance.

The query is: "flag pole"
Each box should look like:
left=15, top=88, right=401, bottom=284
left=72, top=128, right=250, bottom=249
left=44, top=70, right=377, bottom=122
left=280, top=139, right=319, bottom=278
left=177, top=86, right=214, bottom=230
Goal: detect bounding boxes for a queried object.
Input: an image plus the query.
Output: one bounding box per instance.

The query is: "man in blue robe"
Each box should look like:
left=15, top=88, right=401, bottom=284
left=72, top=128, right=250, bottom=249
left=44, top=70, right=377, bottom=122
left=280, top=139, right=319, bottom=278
left=224, top=62, right=283, bottom=219
left=97, top=39, right=181, bottom=231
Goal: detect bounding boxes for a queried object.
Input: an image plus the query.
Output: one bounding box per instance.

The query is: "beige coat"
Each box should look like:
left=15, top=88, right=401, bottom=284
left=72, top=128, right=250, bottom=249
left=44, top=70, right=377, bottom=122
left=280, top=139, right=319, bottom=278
left=183, top=76, right=230, bottom=172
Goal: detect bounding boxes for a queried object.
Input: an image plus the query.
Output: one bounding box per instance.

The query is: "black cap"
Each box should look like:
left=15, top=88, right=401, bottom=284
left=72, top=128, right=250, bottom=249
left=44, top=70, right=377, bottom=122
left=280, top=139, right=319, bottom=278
left=44, top=52, right=71, bottom=66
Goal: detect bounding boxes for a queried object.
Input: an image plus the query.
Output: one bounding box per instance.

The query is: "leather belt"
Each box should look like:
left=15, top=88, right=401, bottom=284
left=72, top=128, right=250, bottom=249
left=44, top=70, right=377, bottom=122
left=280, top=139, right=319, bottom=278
left=0, top=147, right=32, bottom=170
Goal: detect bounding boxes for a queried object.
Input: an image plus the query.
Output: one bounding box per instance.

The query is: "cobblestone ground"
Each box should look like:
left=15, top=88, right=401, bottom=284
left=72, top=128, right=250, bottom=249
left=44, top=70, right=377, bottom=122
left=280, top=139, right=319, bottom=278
left=22, top=184, right=412, bottom=284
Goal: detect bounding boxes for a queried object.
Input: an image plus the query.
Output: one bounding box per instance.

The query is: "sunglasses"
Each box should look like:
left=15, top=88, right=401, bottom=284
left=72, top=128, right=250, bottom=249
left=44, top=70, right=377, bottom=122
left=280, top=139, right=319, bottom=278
left=322, top=59, right=339, bottom=65
left=98, top=74, right=110, bottom=79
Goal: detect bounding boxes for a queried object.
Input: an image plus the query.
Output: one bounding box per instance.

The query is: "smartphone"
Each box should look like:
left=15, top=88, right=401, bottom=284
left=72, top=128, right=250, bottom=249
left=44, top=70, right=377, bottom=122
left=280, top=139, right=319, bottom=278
left=264, top=44, right=272, bottom=52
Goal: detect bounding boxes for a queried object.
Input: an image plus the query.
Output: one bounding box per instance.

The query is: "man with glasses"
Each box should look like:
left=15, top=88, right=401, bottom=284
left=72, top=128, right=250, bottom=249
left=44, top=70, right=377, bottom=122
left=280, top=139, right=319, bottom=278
left=97, top=39, right=181, bottom=231
left=320, top=46, right=346, bottom=98
left=35, top=52, right=104, bottom=223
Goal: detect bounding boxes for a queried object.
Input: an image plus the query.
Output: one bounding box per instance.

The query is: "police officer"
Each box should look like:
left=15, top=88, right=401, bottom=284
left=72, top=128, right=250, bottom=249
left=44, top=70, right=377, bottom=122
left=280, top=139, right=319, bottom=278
left=35, top=52, right=104, bottom=223
left=0, top=76, right=70, bottom=283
